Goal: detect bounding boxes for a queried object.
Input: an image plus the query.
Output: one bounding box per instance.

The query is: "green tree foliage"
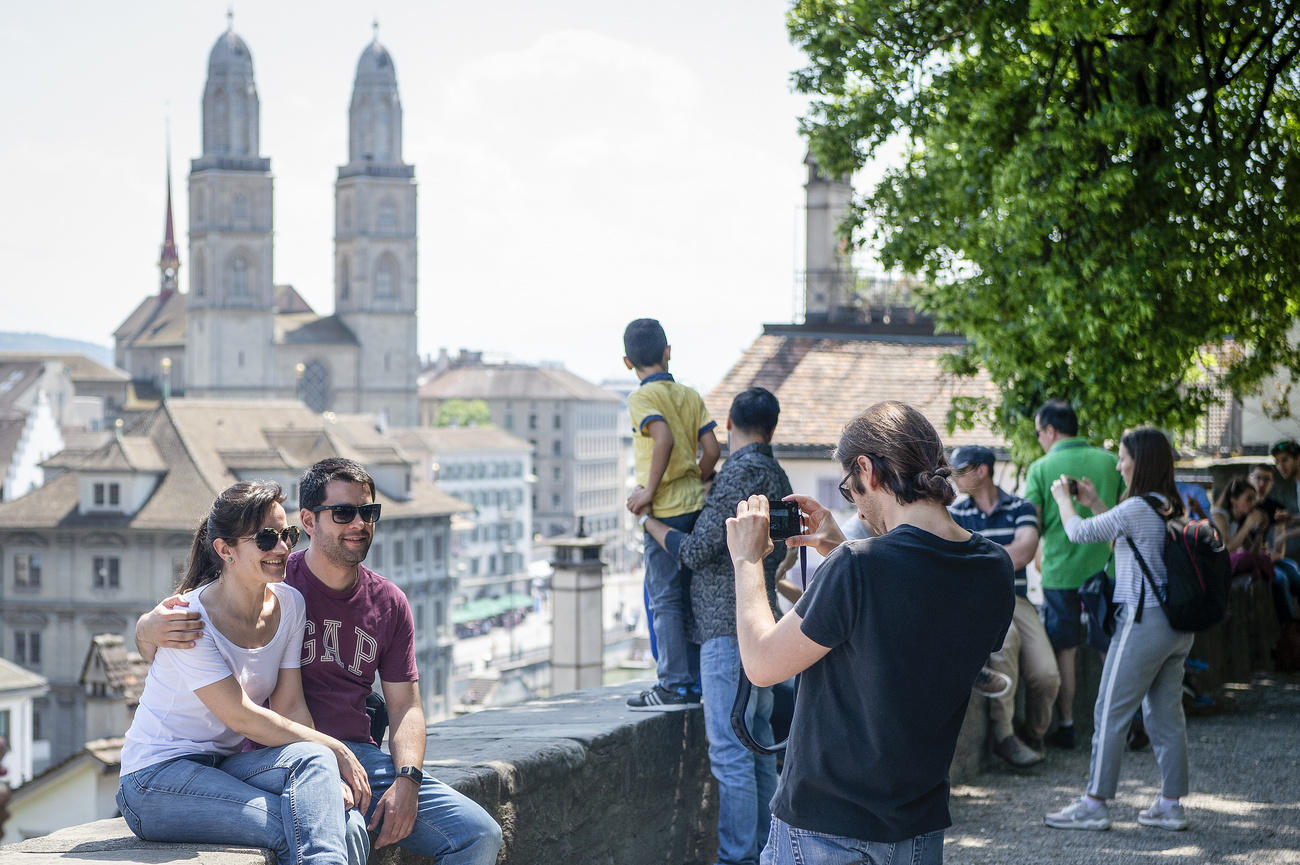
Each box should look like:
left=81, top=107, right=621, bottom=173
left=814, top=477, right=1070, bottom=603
left=790, top=0, right=1300, bottom=462
left=435, top=399, right=492, bottom=427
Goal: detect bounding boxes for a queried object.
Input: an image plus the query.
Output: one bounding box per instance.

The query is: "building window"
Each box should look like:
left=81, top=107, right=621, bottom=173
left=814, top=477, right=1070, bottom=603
left=528, top=414, right=537, bottom=430
left=301, top=360, right=330, bottom=414
left=394, top=540, right=405, bottom=566
left=0, top=708, right=9, bottom=740
left=552, top=440, right=563, bottom=456
left=94, top=483, right=104, bottom=505
left=377, top=199, right=398, bottom=232
left=431, top=534, right=443, bottom=565
left=94, top=556, right=121, bottom=588
left=14, top=554, right=41, bottom=588
left=375, top=255, right=397, bottom=298
left=15, top=631, right=41, bottom=666
left=554, top=414, right=562, bottom=430
left=552, top=493, right=561, bottom=508
left=552, top=466, right=561, bottom=481
left=229, top=255, right=249, bottom=297
left=109, top=483, right=120, bottom=506
left=414, top=602, right=424, bottom=632
left=339, top=257, right=351, bottom=300
left=414, top=537, right=424, bottom=562
left=372, top=544, right=384, bottom=568
left=504, top=414, right=513, bottom=430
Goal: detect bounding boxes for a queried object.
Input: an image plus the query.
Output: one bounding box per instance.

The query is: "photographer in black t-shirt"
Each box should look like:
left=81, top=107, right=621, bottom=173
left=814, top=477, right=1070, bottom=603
left=726, top=401, right=1013, bottom=865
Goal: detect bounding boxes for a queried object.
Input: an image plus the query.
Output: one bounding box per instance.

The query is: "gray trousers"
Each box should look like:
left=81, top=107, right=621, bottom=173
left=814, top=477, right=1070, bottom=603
left=1087, top=603, right=1195, bottom=800
left=988, top=595, right=1061, bottom=741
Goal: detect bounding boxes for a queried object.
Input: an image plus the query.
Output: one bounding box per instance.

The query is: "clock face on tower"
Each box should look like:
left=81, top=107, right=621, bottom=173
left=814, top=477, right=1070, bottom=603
left=164, top=267, right=178, bottom=281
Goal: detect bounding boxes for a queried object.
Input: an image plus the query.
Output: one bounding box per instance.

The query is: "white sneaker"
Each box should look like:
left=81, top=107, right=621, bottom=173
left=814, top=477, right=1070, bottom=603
left=1138, top=798, right=1189, bottom=831
left=1045, top=797, right=1112, bottom=831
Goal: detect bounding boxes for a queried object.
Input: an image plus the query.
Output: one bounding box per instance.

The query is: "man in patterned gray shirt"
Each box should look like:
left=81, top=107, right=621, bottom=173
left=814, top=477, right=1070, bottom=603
left=641, top=387, right=792, bottom=865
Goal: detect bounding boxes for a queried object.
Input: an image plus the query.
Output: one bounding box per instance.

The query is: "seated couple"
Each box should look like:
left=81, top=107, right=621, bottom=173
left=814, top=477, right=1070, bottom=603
left=118, top=459, right=502, bottom=865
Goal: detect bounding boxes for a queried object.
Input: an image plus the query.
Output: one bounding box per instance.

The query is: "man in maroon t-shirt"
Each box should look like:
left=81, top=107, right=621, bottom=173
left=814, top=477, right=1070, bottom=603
left=138, top=458, right=501, bottom=864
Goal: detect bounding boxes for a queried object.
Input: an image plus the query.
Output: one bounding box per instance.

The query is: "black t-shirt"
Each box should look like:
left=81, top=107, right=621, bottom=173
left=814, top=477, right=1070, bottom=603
left=771, top=525, right=1014, bottom=843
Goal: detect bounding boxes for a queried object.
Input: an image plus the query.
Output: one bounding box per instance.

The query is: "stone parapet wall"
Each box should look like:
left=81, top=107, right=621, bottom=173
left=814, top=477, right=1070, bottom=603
left=4, top=584, right=1278, bottom=865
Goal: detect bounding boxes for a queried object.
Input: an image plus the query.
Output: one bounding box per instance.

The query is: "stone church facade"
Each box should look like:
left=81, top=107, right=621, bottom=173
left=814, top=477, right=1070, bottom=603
left=114, top=20, right=419, bottom=427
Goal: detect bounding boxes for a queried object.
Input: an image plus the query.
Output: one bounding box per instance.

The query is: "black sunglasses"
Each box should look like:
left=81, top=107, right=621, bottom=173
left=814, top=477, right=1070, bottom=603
left=838, top=473, right=854, bottom=505
left=312, top=503, right=382, bottom=524
left=241, top=526, right=301, bottom=551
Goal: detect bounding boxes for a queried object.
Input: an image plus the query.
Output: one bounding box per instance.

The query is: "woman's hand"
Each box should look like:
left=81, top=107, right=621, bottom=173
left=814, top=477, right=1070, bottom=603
left=1074, top=476, right=1103, bottom=513
left=1050, top=475, right=1078, bottom=520
left=332, top=741, right=371, bottom=816
left=341, top=780, right=356, bottom=811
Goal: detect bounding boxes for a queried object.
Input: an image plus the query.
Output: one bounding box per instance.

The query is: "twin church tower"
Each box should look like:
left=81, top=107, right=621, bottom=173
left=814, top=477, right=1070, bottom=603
left=114, top=17, right=418, bottom=426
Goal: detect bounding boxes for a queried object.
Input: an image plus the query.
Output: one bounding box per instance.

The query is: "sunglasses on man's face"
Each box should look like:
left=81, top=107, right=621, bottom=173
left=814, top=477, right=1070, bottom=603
left=242, top=526, right=302, bottom=552
left=312, top=503, right=382, bottom=524
left=839, top=474, right=854, bottom=505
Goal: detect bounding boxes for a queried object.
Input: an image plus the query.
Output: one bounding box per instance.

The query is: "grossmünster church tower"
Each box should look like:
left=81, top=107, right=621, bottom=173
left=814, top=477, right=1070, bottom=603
left=114, top=17, right=419, bottom=427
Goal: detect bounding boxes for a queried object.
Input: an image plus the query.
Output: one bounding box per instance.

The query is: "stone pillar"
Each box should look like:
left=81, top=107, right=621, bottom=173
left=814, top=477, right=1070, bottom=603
left=550, top=538, right=605, bottom=694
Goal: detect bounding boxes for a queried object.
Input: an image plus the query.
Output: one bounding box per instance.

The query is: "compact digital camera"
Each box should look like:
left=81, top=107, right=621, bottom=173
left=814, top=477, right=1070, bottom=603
left=767, top=498, right=803, bottom=540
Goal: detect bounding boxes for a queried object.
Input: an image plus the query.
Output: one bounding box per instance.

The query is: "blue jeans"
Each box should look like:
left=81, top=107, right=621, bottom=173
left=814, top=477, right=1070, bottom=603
left=643, top=511, right=700, bottom=691
left=761, top=816, right=943, bottom=865
left=1274, top=557, right=1300, bottom=618
left=116, top=743, right=348, bottom=865
left=701, top=636, right=777, bottom=865
left=345, top=741, right=502, bottom=865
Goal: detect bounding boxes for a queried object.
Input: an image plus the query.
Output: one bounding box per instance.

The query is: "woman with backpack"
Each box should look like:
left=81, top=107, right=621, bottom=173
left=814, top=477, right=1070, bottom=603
left=1043, top=427, right=1193, bottom=833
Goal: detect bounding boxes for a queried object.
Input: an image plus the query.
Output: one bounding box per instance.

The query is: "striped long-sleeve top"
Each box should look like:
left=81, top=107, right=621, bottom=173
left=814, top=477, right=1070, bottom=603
left=1064, top=494, right=1170, bottom=609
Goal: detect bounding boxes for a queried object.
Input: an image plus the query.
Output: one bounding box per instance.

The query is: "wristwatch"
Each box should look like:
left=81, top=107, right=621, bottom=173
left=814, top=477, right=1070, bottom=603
left=638, top=513, right=650, bottom=528
left=396, top=765, right=424, bottom=786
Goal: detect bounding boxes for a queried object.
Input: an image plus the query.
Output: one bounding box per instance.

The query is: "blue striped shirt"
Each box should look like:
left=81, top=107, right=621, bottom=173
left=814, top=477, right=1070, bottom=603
left=949, top=488, right=1038, bottom=596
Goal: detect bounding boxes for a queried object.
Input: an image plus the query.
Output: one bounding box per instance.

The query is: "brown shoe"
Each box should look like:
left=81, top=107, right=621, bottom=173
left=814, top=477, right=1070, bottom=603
left=994, top=734, right=1043, bottom=768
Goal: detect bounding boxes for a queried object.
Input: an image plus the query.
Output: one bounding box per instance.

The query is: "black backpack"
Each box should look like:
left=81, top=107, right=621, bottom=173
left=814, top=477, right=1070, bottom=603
left=1124, top=495, right=1231, bottom=632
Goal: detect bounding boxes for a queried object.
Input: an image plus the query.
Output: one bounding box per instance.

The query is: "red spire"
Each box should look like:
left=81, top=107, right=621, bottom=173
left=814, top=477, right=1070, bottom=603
left=159, top=166, right=180, bottom=272
left=158, top=136, right=180, bottom=294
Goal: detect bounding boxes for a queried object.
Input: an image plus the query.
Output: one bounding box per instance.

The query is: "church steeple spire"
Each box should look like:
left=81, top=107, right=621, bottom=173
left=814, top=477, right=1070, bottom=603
left=159, top=133, right=180, bottom=294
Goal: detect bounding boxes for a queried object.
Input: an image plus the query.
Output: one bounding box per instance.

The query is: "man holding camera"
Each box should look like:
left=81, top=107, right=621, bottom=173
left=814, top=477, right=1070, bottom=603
left=726, top=401, right=1012, bottom=864
left=1023, top=400, right=1122, bottom=749
left=949, top=445, right=1058, bottom=767
left=641, top=387, right=791, bottom=865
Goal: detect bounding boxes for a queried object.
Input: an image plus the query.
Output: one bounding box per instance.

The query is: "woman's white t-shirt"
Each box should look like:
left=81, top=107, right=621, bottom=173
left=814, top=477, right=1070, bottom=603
left=120, top=580, right=306, bottom=776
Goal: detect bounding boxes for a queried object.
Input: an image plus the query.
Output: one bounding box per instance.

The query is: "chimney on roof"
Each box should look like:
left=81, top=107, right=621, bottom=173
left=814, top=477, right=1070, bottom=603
left=803, top=150, right=853, bottom=324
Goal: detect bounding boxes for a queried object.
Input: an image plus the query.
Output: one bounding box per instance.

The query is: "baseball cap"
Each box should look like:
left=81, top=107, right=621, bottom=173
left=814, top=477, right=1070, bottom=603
left=950, top=445, right=995, bottom=471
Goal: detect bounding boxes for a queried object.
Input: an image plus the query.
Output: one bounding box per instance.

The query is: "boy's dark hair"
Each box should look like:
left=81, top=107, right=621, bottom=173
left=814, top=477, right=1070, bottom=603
left=623, top=318, right=668, bottom=369
left=179, top=480, right=284, bottom=593
left=835, top=401, right=954, bottom=506
left=1035, top=399, right=1078, bottom=437
left=299, top=457, right=376, bottom=513
left=1272, top=439, right=1300, bottom=457
left=1119, top=427, right=1184, bottom=519
left=729, top=387, right=780, bottom=438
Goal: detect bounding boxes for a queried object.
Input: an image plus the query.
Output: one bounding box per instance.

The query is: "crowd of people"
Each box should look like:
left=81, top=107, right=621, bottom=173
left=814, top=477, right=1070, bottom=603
left=104, top=314, right=1297, bottom=865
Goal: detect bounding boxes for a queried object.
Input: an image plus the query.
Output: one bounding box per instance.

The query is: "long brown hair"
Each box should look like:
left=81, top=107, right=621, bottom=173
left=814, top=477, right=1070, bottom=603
left=835, top=401, right=955, bottom=506
left=1120, top=427, right=1184, bottom=519
left=178, top=481, right=285, bottom=593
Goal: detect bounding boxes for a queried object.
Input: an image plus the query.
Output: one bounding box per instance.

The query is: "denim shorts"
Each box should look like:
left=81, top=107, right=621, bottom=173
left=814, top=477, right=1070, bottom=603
left=1042, top=588, right=1083, bottom=650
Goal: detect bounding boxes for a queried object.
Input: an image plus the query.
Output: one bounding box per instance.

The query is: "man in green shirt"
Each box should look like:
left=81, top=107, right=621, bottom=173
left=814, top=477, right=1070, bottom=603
left=1023, top=400, right=1123, bottom=749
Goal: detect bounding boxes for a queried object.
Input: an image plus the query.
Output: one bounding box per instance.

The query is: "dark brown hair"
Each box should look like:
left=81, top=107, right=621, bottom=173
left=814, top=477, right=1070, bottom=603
left=298, top=458, right=376, bottom=512
left=178, top=480, right=285, bottom=593
left=1119, top=427, right=1184, bottom=519
left=1214, top=477, right=1256, bottom=514
left=834, top=401, right=954, bottom=506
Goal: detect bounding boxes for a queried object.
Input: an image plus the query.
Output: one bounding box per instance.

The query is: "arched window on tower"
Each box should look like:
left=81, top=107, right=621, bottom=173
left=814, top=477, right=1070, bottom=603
left=377, top=199, right=397, bottom=233
left=193, top=251, right=206, bottom=297
left=213, top=90, right=229, bottom=152
left=233, top=193, right=249, bottom=225
left=229, top=255, right=249, bottom=297
left=338, top=257, right=351, bottom=300
left=231, top=95, right=247, bottom=154
left=374, top=255, right=397, bottom=299
left=301, top=360, right=330, bottom=413
left=342, top=197, right=353, bottom=231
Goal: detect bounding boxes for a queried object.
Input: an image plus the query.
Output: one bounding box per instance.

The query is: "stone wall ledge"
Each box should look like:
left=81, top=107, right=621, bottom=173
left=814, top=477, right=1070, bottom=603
left=3, top=581, right=1277, bottom=865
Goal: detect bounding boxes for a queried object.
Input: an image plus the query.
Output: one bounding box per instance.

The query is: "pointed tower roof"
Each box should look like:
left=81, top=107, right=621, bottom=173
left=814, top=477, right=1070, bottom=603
left=158, top=148, right=180, bottom=275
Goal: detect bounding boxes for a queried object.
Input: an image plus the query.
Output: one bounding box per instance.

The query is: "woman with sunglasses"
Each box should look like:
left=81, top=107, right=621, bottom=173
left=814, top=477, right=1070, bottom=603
left=117, top=481, right=371, bottom=865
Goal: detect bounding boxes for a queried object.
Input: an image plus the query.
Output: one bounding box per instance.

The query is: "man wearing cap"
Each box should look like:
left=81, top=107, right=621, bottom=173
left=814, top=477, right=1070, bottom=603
left=1269, top=440, right=1300, bottom=561
left=950, top=446, right=1058, bottom=767
left=1023, top=401, right=1123, bottom=750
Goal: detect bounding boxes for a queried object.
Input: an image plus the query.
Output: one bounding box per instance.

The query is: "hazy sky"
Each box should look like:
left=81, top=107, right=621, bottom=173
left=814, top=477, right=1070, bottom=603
left=1, top=1, right=821, bottom=392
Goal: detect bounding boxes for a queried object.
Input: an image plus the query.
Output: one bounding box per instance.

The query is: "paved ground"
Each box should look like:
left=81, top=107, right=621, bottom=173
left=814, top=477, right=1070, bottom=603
left=946, top=673, right=1300, bottom=864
